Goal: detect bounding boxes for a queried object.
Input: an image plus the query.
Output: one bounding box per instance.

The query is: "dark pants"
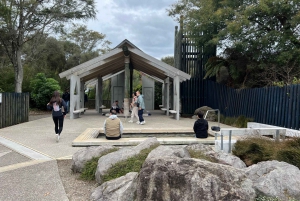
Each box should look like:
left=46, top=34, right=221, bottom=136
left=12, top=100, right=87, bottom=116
left=138, top=109, right=144, bottom=122
left=52, top=116, right=64, bottom=135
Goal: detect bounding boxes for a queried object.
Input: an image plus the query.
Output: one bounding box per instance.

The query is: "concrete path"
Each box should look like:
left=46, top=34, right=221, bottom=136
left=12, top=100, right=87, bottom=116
left=0, top=109, right=233, bottom=201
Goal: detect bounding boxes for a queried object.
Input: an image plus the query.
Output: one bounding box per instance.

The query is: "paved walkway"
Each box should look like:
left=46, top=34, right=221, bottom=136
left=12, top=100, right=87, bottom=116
left=0, top=109, right=233, bottom=201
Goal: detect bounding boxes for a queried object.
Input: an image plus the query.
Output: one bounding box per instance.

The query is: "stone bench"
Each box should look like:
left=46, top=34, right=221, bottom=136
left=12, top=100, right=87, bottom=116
left=73, top=108, right=88, bottom=118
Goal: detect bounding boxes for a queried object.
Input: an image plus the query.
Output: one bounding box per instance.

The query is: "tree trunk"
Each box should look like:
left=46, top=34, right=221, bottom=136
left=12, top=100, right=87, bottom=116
left=14, top=49, right=23, bottom=93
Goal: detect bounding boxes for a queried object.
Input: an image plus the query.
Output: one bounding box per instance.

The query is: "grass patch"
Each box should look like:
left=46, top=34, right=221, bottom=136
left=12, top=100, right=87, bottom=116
left=80, top=148, right=119, bottom=181
left=187, top=149, right=218, bottom=163
left=101, top=144, right=159, bottom=183
left=232, top=136, right=300, bottom=168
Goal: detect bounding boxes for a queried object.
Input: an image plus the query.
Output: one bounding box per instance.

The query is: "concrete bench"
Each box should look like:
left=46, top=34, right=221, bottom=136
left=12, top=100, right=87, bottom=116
left=169, top=110, right=177, bottom=114
left=159, top=105, right=163, bottom=108
left=73, top=108, right=88, bottom=118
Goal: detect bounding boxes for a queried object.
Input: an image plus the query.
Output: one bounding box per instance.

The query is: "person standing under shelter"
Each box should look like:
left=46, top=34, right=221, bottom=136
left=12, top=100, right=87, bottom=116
left=62, top=88, right=70, bottom=111
left=193, top=112, right=208, bottom=138
left=103, top=109, right=123, bottom=140
left=136, top=90, right=145, bottom=125
left=129, top=92, right=139, bottom=123
left=47, top=91, right=68, bottom=142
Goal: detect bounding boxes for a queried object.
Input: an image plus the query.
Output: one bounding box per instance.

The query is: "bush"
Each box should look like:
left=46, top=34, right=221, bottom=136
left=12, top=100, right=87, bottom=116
left=30, top=73, right=61, bottom=110
left=233, top=136, right=300, bottom=169
left=276, top=148, right=300, bottom=169
left=101, top=145, right=159, bottom=182
left=232, top=136, right=276, bottom=166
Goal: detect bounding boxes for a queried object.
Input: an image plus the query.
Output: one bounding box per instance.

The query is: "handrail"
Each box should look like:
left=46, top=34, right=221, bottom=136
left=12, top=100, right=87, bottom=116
left=204, top=109, right=220, bottom=128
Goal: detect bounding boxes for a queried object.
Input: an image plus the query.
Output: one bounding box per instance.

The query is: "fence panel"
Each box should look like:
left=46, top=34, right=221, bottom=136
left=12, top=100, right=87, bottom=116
left=0, top=93, right=29, bottom=129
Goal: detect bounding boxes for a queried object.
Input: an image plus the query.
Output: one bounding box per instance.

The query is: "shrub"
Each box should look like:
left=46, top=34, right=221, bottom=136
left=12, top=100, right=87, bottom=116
left=276, top=148, right=300, bottom=169
left=80, top=148, right=119, bottom=181
left=30, top=73, right=61, bottom=110
left=232, top=136, right=276, bottom=166
left=101, top=145, right=159, bottom=182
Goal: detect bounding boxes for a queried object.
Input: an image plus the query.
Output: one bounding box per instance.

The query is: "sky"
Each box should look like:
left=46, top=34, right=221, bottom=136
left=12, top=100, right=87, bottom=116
left=85, top=0, right=178, bottom=60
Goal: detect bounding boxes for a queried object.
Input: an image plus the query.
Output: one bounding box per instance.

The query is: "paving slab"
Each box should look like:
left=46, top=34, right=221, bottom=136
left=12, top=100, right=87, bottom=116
left=0, top=160, right=68, bottom=201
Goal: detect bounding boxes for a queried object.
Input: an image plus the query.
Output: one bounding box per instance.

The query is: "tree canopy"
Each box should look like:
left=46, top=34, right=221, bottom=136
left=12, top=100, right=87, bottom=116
left=0, top=0, right=97, bottom=92
left=168, top=0, right=300, bottom=88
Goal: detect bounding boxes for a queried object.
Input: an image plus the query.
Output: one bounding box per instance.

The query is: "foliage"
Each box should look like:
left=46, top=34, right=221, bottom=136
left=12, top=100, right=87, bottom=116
left=232, top=136, right=300, bottom=169
left=187, top=149, right=218, bottom=163
left=220, top=115, right=254, bottom=128
left=101, top=145, right=159, bottom=182
left=0, top=0, right=97, bottom=92
left=256, top=195, right=299, bottom=201
left=80, top=148, right=119, bottom=181
left=273, top=77, right=300, bottom=87
left=0, top=66, right=14, bottom=92
left=161, top=56, right=175, bottom=67
left=168, top=0, right=300, bottom=88
left=30, top=73, right=61, bottom=110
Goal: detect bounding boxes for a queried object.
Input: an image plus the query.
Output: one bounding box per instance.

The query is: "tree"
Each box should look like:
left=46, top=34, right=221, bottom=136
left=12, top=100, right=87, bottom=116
left=168, top=0, right=300, bottom=88
left=0, top=0, right=96, bottom=92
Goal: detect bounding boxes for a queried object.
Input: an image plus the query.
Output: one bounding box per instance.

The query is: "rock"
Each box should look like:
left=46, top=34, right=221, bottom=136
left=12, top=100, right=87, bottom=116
left=186, top=144, right=246, bottom=169
left=71, top=145, right=118, bottom=173
left=194, top=106, right=216, bottom=121
left=245, top=160, right=300, bottom=201
left=95, top=138, right=159, bottom=184
left=90, top=172, right=138, bottom=201
left=146, top=145, right=190, bottom=160
left=136, top=157, right=256, bottom=201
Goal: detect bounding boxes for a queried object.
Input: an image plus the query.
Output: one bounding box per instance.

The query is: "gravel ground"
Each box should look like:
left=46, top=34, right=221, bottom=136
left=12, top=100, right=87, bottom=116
left=57, top=159, right=98, bottom=201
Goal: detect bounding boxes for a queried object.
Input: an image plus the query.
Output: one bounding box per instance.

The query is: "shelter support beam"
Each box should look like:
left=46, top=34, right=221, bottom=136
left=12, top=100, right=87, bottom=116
left=97, top=76, right=103, bottom=113
left=70, top=75, right=81, bottom=119
left=124, top=56, right=130, bottom=117
left=174, top=76, right=180, bottom=120
left=164, top=77, right=170, bottom=116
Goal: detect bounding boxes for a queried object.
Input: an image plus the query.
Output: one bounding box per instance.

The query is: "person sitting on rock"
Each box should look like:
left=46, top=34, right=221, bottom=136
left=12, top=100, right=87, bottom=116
left=103, top=109, right=123, bottom=140
left=193, top=112, right=208, bottom=138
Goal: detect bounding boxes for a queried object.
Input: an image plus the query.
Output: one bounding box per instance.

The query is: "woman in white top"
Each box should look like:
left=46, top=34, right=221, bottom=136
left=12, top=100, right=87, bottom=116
left=128, top=93, right=139, bottom=123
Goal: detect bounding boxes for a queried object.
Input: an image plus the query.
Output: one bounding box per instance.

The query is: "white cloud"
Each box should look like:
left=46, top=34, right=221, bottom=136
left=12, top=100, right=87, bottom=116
left=85, top=0, right=178, bottom=59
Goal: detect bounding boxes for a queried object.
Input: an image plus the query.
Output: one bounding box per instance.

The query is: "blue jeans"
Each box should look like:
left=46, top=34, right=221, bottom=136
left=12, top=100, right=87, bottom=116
left=138, top=109, right=144, bottom=122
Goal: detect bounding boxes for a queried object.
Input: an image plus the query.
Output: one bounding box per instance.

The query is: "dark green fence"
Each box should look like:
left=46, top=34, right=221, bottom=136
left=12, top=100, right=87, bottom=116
left=0, top=93, right=29, bottom=129
left=181, top=79, right=300, bottom=130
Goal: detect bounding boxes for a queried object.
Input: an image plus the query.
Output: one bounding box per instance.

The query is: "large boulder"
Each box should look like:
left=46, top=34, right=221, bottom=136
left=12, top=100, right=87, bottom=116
left=186, top=144, right=246, bottom=169
left=245, top=160, right=300, bottom=201
left=71, top=145, right=118, bottom=173
left=194, top=106, right=216, bottom=121
left=136, top=157, right=256, bottom=201
left=90, top=172, right=138, bottom=201
left=95, top=138, right=159, bottom=184
left=146, top=145, right=190, bottom=160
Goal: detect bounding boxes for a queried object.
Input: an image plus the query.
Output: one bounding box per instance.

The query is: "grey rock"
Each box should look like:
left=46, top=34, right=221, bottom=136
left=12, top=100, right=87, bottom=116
left=136, top=157, right=256, bottom=201
left=71, top=145, right=117, bottom=173
left=245, top=160, right=300, bottom=201
left=90, top=172, right=138, bottom=201
left=146, top=145, right=190, bottom=160
left=186, top=144, right=246, bottom=169
left=95, top=138, right=159, bottom=184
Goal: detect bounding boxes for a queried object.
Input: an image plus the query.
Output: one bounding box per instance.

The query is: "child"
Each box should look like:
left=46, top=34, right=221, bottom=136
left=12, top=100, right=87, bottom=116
left=193, top=112, right=208, bottom=138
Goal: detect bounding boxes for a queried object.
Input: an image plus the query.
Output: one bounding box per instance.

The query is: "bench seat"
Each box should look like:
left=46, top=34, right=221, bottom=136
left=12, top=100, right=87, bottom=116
left=169, top=110, right=177, bottom=114
left=73, top=108, right=88, bottom=118
left=160, top=108, right=167, bottom=111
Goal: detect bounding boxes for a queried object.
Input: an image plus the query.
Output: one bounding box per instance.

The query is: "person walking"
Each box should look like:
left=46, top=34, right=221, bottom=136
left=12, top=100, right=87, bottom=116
left=193, top=112, right=208, bottom=138
left=136, top=90, right=146, bottom=125
left=47, top=91, right=68, bottom=142
left=128, top=92, right=139, bottom=123
left=62, top=88, right=70, bottom=111
left=103, top=110, right=123, bottom=140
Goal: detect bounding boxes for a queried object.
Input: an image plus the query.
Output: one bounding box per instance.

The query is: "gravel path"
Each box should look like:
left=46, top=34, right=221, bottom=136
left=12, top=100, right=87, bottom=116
left=57, top=160, right=98, bottom=201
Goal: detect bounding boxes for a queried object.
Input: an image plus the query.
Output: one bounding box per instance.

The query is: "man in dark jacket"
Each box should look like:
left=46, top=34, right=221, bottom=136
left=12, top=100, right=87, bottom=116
left=193, top=112, right=208, bottom=138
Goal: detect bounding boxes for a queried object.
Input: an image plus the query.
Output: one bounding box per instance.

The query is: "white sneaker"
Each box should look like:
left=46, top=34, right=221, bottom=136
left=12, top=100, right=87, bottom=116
left=140, top=121, right=146, bottom=125
left=56, top=134, right=60, bottom=142
left=136, top=121, right=140, bottom=124
left=128, top=120, right=133, bottom=123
